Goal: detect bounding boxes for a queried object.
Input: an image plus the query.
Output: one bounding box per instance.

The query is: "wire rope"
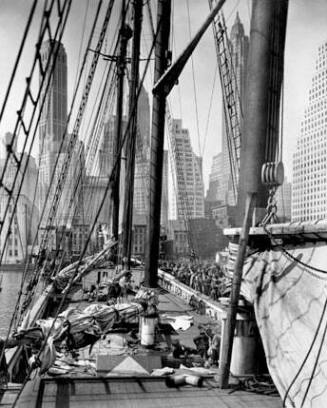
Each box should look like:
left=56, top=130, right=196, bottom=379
left=185, top=0, right=202, bottom=157
left=11, top=17, right=161, bottom=407
left=201, top=65, right=217, bottom=158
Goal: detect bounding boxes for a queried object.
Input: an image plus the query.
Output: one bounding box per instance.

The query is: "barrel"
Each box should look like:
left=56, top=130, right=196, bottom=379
left=139, top=315, right=157, bottom=347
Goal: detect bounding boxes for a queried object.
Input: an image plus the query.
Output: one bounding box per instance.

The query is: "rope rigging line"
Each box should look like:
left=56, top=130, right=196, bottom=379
left=52, top=68, right=118, bottom=264
left=281, top=300, right=327, bottom=406
left=0, top=0, right=65, bottom=188
left=263, top=225, right=327, bottom=275
left=0, top=0, right=72, bottom=252
left=209, top=4, right=243, bottom=203
left=73, top=0, right=91, bottom=91
left=201, top=65, right=218, bottom=158
left=0, top=3, right=73, bottom=271
left=19, top=0, right=105, bottom=303
left=0, top=0, right=73, bottom=370
left=36, top=0, right=114, bottom=258
left=0, top=0, right=38, bottom=126
left=171, top=0, right=183, bottom=123
left=146, top=0, right=199, bottom=256
left=25, top=9, right=123, bottom=295
left=10, top=18, right=161, bottom=407
left=185, top=0, right=202, bottom=158
left=39, top=0, right=116, bottom=237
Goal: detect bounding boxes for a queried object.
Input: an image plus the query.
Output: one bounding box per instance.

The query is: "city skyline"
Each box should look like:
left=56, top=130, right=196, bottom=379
left=0, top=1, right=326, bottom=192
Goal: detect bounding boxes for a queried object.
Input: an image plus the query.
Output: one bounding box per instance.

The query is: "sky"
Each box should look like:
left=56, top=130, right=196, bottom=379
left=0, top=0, right=326, bottom=190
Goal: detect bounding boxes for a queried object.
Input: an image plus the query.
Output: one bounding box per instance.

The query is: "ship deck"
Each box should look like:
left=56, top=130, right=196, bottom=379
left=1, top=268, right=282, bottom=407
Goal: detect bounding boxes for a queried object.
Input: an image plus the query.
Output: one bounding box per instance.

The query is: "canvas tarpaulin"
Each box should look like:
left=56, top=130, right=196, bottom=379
left=240, top=242, right=327, bottom=408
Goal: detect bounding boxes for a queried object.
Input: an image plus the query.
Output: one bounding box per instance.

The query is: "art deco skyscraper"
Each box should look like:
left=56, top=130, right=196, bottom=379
left=216, top=13, right=249, bottom=206
left=39, top=40, right=68, bottom=156
left=38, top=41, right=68, bottom=218
left=292, top=41, right=327, bottom=221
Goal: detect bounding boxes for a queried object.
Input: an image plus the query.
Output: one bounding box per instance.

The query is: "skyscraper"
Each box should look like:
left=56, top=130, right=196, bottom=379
left=133, top=86, right=150, bottom=217
left=206, top=153, right=223, bottom=202
left=292, top=41, right=327, bottom=221
left=39, top=40, right=68, bottom=156
left=168, top=119, right=205, bottom=220
left=0, top=138, right=39, bottom=263
left=39, top=41, right=68, bottom=218
left=216, top=12, right=249, bottom=206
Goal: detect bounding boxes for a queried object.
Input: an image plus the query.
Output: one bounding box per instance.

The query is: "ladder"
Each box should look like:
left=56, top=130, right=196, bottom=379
left=209, top=1, right=242, bottom=201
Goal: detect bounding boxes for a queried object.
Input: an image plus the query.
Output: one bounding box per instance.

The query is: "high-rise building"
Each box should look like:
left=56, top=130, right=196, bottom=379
left=216, top=13, right=249, bottom=206
left=38, top=41, right=68, bottom=219
left=206, top=153, right=223, bottom=202
left=168, top=119, right=205, bottom=221
left=39, top=40, right=68, bottom=155
left=133, top=86, right=150, bottom=217
left=276, top=178, right=292, bottom=222
left=292, top=41, right=327, bottom=221
left=0, top=140, right=39, bottom=263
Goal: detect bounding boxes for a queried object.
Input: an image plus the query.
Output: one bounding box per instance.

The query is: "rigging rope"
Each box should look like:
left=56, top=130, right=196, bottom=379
left=35, top=7, right=123, bottom=278
left=201, top=65, right=217, bottom=158
left=0, top=0, right=38, bottom=125
left=20, top=0, right=105, bottom=300
left=0, top=0, right=73, bottom=373
left=146, top=0, right=199, bottom=256
left=11, top=16, right=161, bottom=406
left=185, top=0, right=202, bottom=157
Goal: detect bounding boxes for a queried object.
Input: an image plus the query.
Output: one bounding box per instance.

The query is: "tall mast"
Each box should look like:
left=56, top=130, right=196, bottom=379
left=144, top=0, right=171, bottom=287
left=144, top=0, right=226, bottom=287
left=121, top=0, right=143, bottom=268
left=111, top=0, right=132, bottom=242
left=219, top=0, right=288, bottom=388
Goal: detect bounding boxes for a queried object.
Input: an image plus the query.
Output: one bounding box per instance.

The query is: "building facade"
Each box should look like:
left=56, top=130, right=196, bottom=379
left=292, top=41, right=327, bottom=221
left=38, top=41, right=68, bottom=222
left=168, top=119, right=205, bottom=221
left=0, top=150, right=39, bottom=263
left=215, top=13, right=249, bottom=206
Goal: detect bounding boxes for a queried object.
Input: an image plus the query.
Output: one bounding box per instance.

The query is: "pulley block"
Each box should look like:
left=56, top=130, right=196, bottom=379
left=261, top=161, right=284, bottom=187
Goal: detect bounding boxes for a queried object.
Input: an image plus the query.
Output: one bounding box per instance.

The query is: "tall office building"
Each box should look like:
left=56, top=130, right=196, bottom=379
left=38, top=41, right=68, bottom=220
left=39, top=40, right=68, bottom=155
left=133, top=86, right=151, bottom=217
left=0, top=138, right=39, bottom=263
left=168, top=119, right=205, bottom=220
left=292, top=41, right=327, bottom=221
left=206, top=153, right=223, bottom=202
left=216, top=13, right=249, bottom=206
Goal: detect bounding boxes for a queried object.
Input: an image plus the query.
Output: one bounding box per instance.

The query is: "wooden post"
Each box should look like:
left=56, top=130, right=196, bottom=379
left=219, top=192, right=256, bottom=388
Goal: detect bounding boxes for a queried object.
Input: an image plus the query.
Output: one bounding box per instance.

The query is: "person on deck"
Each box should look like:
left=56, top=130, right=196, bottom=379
left=193, top=330, right=210, bottom=360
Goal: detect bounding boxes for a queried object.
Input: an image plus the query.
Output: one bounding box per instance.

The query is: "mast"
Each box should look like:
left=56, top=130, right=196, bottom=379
left=144, top=0, right=171, bottom=287
left=121, top=0, right=143, bottom=268
left=111, top=0, right=132, bottom=243
left=219, top=0, right=288, bottom=388
left=144, top=0, right=226, bottom=287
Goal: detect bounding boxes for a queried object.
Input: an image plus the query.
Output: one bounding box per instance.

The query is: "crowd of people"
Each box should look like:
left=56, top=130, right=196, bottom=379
left=159, top=260, right=229, bottom=302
